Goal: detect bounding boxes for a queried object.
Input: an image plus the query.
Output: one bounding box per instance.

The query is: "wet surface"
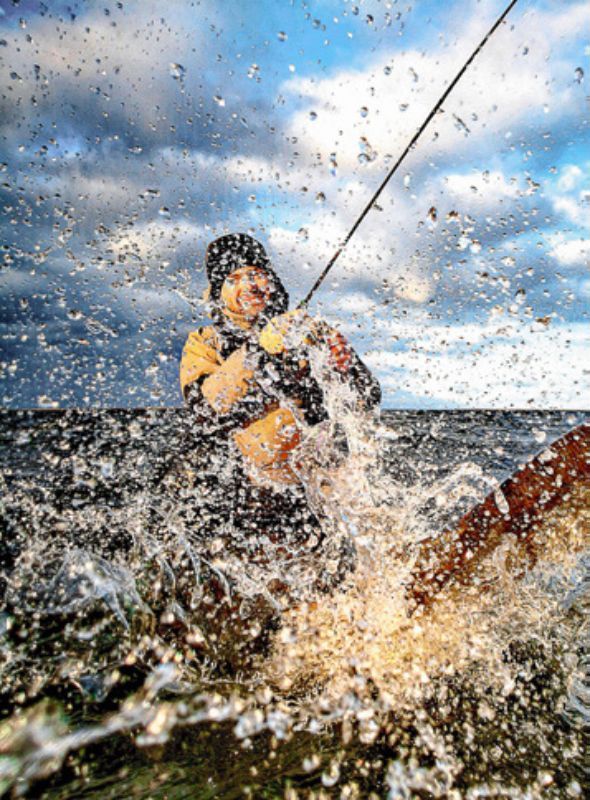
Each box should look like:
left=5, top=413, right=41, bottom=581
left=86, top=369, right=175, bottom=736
left=0, top=408, right=589, bottom=798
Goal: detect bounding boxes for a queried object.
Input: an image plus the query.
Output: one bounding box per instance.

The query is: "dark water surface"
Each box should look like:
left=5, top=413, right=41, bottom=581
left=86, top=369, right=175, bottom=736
left=0, top=409, right=589, bottom=798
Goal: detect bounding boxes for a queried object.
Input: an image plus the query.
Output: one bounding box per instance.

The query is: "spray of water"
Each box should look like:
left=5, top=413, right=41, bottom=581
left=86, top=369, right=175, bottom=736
left=0, top=404, right=588, bottom=797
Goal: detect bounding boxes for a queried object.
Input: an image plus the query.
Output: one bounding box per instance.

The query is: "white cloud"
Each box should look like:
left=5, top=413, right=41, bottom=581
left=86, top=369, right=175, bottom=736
left=281, top=1, right=585, bottom=181
left=330, top=292, right=376, bottom=314
left=444, top=170, right=522, bottom=207
left=552, top=195, right=590, bottom=228
left=548, top=237, right=589, bottom=267
left=557, top=165, right=583, bottom=192
left=365, top=322, right=590, bottom=408
left=108, top=219, right=203, bottom=263
left=267, top=210, right=434, bottom=305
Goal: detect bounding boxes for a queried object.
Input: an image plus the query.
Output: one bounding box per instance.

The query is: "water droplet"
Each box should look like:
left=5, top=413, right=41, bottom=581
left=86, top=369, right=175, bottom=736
left=315, top=192, right=326, bottom=203
left=403, top=173, right=411, bottom=188
left=360, top=106, right=368, bottom=118
left=532, top=427, right=547, bottom=444
left=501, top=256, right=515, bottom=267
left=514, top=287, right=526, bottom=304
left=470, top=240, right=482, bottom=254
left=169, top=63, right=186, bottom=80
left=365, top=14, right=374, bottom=25
left=213, top=94, right=225, bottom=107
left=277, top=31, right=287, bottom=42
left=383, top=65, right=392, bottom=76
left=309, top=111, right=318, bottom=121
left=575, top=66, right=584, bottom=83
left=247, top=63, right=260, bottom=79
left=494, top=488, right=510, bottom=515
left=128, top=145, right=143, bottom=154
left=358, top=137, right=377, bottom=163
left=248, top=194, right=256, bottom=202
left=288, top=64, right=296, bottom=73
left=453, top=114, right=470, bottom=135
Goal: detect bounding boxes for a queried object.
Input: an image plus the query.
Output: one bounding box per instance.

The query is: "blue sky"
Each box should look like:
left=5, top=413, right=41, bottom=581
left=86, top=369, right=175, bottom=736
left=0, top=0, right=588, bottom=408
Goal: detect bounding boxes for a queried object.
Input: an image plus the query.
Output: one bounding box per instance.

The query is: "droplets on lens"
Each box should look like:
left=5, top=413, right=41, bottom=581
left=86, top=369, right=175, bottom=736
left=358, top=136, right=377, bottom=164
left=169, top=63, right=186, bottom=81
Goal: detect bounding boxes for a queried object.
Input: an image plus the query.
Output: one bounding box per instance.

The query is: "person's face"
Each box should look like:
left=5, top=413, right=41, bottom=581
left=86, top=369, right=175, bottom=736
left=220, top=265, right=272, bottom=321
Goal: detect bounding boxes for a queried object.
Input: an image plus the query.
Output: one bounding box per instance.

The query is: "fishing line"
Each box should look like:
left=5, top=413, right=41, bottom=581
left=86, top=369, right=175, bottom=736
left=299, top=0, right=520, bottom=308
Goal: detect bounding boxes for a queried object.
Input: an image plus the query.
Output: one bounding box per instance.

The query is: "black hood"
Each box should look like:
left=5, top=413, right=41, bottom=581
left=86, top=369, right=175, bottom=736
left=205, top=233, right=289, bottom=316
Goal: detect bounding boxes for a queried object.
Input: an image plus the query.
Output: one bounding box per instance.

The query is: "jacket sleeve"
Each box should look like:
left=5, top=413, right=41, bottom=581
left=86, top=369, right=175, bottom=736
left=318, top=324, right=381, bottom=410
left=345, top=350, right=382, bottom=409
left=181, top=331, right=276, bottom=432
left=180, top=328, right=222, bottom=400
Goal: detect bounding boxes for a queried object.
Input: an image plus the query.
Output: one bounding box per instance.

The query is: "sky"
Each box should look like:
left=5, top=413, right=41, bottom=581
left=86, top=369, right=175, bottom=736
left=0, top=0, right=588, bottom=409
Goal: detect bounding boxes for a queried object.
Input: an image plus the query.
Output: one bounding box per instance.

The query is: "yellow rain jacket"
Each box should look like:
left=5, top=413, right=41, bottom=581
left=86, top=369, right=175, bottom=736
left=180, top=327, right=302, bottom=484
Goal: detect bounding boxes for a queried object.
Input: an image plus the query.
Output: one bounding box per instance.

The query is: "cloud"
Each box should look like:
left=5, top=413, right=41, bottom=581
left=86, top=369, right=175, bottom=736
left=0, top=0, right=588, bottom=409
left=444, top=170, right=523, bottom=207
left=0, top=0, right=282, bottom=165
left=280, top=0, right=587, bottom=181
left=552, top=195, right=590, bottom=228
left=365, top=320, right=590, bottom=408
left=107, top=218, right=203, bottom=266
left=548, top=236, right=589, bottom=267
left=557, top=165, right=583, bottom=192
left=331, top=292, right=379, bottom=315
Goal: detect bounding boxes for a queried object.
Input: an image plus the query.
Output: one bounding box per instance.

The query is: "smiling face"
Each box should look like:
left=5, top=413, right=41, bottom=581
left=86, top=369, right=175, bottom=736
left=220, top=265, right=273, bottom=324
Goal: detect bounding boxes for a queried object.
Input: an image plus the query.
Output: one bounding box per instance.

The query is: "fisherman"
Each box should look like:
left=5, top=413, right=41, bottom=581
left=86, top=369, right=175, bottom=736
left=180, top=232, right=380, bottom=487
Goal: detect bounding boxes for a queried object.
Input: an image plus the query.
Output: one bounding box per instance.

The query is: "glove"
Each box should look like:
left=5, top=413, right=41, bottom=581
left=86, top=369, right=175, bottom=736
left=258, top=309, right=320, bottom=356
left=323, top=328, right=353, bottom=373
left=260, top=310, right=353, bottom=374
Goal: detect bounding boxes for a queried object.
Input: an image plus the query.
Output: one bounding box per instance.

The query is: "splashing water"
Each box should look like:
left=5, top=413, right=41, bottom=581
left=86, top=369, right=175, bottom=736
left=0, top=406, right=588, bottom=797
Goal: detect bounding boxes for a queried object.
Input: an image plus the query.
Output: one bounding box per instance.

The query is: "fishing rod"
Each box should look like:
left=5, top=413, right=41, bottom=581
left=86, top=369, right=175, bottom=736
left=299, top=0, right=520, bottom=309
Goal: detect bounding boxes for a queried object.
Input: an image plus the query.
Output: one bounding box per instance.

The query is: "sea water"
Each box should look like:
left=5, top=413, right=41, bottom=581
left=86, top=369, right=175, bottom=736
left=0, top=408, right=588, bottom=798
